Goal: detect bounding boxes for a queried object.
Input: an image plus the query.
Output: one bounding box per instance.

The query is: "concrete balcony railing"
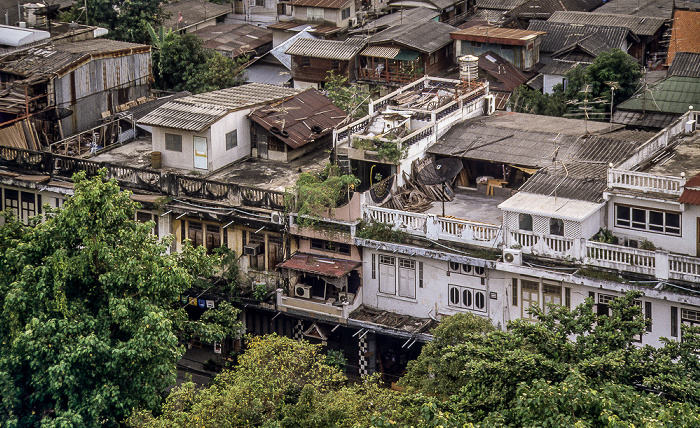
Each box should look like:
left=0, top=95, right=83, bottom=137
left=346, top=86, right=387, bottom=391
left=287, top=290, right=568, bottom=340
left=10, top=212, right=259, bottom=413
left=276, top=287, right=363, bottom=323
left=607, top=168, right=686, bottom=195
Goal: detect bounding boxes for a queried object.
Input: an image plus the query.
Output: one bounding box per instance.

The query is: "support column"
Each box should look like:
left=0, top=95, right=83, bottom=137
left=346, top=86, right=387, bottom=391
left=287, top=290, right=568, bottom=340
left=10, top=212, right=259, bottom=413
left=358, top=331, right=376, bottom=377
left=293, top=319, right=304, bottom=342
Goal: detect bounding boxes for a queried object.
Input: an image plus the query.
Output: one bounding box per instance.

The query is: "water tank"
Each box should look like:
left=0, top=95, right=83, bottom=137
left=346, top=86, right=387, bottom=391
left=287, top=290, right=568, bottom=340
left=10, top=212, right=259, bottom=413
left=22, top=3, right=46, bottom=28
left=458, top=55, right=479, bottom=82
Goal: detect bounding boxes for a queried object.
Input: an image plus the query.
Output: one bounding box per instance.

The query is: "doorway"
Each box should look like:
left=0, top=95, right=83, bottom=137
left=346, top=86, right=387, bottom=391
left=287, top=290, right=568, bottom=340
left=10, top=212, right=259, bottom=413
left=194, top=136, right=208, bottom=169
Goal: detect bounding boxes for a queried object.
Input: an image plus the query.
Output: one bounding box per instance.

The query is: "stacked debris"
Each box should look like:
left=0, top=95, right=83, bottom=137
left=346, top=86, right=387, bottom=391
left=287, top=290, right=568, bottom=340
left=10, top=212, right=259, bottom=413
left=0, top=119, right=43, bottom=150
left=381, top=158, right=454, bottom=212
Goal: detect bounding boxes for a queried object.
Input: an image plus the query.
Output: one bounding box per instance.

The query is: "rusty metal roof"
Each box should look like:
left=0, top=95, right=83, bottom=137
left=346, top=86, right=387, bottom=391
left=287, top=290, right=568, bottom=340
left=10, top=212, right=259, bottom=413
left=138, top=83, right=300, bottom=132
left=450, top=25, right=545, bottom=45
left=192, top=23, right=272, bottom=57
left=369, top=20, right=455, bottom=53
left=249, top=88, right=347, bottom=149
left=680, top=172, right=700, bottom=205
left=278, top=253, right=360, bottom=277
left=285, top=37, right=365, bottom=60
left=161, top=0, right=232, bottom=29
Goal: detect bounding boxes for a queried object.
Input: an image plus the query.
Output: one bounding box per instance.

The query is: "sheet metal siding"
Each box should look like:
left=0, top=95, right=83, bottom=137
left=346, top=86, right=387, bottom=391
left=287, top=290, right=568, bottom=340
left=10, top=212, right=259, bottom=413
left=54, top=51, right=151, bottom=135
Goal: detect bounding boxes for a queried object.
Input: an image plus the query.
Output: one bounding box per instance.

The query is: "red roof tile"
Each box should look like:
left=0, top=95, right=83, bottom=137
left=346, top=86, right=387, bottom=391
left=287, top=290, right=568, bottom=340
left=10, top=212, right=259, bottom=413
left=680, top=172, right=700, bottom=205
left=277, top=253, right=361, bottom=277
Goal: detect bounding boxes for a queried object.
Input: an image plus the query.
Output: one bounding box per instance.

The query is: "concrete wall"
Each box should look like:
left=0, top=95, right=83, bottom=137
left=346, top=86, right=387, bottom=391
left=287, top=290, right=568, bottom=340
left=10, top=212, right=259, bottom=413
left=209, top=109, right=253, bottom=171
left=607, top=194, right=692, bottom=255
left=292, top=1, right=354, bottom=27
left=543, top=74, right=565, bottom=95
left=152, top=126, right=212, bottom=171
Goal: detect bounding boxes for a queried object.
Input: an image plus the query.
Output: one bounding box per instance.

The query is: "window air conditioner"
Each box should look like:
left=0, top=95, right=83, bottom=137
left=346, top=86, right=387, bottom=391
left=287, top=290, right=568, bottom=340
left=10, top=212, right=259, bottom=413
left=295, top=284, right=312, bottom=298
left=243, top=243, right=262, bottom=256
left=270, top=211, right=285, bottom=225
left=502, top=249, right=522, bottom=265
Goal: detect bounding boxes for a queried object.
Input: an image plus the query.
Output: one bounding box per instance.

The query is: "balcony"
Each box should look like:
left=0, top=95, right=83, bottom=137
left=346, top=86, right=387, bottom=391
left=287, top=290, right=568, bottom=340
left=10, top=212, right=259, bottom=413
left=276, top=287, right=363, bottom=323
left=607, top=168, right=685, bottom=196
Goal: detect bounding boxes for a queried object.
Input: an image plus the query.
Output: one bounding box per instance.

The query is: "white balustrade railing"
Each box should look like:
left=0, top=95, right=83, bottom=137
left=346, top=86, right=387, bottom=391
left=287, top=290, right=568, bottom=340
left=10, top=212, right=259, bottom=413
left=608, top=168, right=686, bottom=195
left=669, top=254, right=700, bottom=283
left=509, top=230, right=575, bottom=257
left=586, top=240, right=656, bottom=275
left=437, top=217, right=501, bottom=246
left=364, top=206, right=428, bottom=234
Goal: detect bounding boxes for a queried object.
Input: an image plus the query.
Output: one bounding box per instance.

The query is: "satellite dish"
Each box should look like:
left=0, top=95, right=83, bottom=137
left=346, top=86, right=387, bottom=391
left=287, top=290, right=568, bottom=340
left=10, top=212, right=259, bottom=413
left=435, top=157, right=463, bottom=182
left=34, top=107, right=73, bottom=122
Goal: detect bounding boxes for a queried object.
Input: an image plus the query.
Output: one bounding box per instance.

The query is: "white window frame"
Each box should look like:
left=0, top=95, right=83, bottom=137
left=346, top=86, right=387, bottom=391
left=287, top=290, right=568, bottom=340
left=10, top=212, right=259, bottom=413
left=448, top=284, right=487, bottom=312
left=615, top=204, right=681, bottom=236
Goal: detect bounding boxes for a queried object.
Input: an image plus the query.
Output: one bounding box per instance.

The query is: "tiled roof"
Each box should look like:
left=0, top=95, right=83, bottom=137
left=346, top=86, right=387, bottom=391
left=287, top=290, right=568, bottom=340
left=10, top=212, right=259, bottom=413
left=547, top=11, right=667, bottom=36
left=285, top=37, right=365, bottom=60
left=668, top=52, right=700, bottom=78
left=611, top=110, right=679, bottom=129
left=138, top=83, right=299, bottom=131
left=528, top=20, right=634, bottom=53
left=248, top=88, right=347, bottom=149
left=478, top=51, right=529, bottom=92
left=289, top=0, right=351, bottom=9
left=667, top=10, right=700, bottom=65
left=125, top=92, right=191, bottom=121
left=680, top=172, right=700, bottom=205
left=507, top=0, right=603, bottom=18
left=278, top=253, right=360, bottom=277
left=616, top=76, right=700, bottom=115
left=593, top=0, right=673, bottom=19
left=539, top=60, right=586, bottom=76
left=369, top=20, right=455, bottom=53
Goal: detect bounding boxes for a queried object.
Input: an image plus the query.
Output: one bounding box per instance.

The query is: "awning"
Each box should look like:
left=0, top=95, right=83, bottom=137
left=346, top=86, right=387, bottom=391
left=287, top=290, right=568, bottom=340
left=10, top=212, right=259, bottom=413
left=498, top=192, right=603, bottom=222
left=360, top=46, right=420, bottom=61
left=278, top=253, right=361, bottom=278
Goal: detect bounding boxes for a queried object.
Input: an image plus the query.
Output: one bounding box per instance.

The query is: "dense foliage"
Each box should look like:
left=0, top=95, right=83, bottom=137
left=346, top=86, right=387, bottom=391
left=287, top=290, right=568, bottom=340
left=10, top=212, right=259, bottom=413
left=0, top=171, right=239, bottom=427
left=286, top=164, right=359, bottom=226
left=65, top=0, right=164, bottom=44
left=510, top=49, right=642, bottom=121
left=151, top=31, right=248, bottom=94
left=324, top=71, right=371, bottom=119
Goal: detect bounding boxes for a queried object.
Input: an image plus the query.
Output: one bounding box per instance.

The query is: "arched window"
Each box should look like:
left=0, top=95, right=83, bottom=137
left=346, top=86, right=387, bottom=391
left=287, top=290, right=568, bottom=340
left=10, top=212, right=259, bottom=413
left=519, top=213, right=533, bottom=231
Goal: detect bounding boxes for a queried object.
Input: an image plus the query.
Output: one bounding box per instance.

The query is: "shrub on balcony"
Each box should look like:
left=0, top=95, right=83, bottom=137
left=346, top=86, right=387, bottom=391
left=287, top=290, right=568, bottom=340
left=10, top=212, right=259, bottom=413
left=286, top=164, right=359, bottom=228
left=592, top=227, right=618, bottom=244
left=377, top=139, right=407, bottom=164
left=356, top=220, right=408, bottom=244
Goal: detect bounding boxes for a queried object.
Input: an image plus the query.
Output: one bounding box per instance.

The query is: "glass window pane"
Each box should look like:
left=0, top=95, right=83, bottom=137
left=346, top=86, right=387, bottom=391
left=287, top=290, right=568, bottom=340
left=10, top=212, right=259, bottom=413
left=632, top=208, right=646, bottom=229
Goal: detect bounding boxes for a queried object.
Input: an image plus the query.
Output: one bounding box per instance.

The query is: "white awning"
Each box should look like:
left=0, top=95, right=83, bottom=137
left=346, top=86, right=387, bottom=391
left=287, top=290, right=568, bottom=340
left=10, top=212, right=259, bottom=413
left=0, top=25, right=50, bottom=47
left=498, top=192, right=603, bottom=222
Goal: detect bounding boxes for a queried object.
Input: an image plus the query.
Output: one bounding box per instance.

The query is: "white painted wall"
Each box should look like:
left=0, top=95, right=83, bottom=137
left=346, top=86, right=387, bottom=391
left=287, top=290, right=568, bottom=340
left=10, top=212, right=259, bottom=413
left=607, top=194, right=692, bottom=255
left=543, top=74, right=565, bottom=95
left=152, top=127, right=212, bottom=171
left=294, top=80, right=320, bottom=90
left=209, top=109, right=253, bottom=171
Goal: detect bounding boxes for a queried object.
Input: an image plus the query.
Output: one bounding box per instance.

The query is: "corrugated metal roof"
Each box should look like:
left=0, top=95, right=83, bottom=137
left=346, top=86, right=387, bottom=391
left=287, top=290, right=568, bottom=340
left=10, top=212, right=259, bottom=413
left=667, top=10, right=700, bottom=65
left=125, top=92, right=192, bottom=121
left=192, top=23, right=272, bottom=57
left=680, top=172, right=700, bottom=205
left=616, top=76, right=700, bottom=115
left=507, top=0, right=603, bottom=18
left=268, top=28, right=319, bottom=70
left=668, top=52, right=700, bottom=78
left=528, top=20, right=634, bottom=53
left=249, top=88, right=347, bottom=149
left=476, top=0, right=525, bottom=10
left=547, top=11, right=667, bottom=36
left=161, top=0, right=231, bottom=29
left=245, top=62, right=293, bottom=86
left=351, top=7, right=440, bottom=35
left=369, top=20, right=455, bottom=53
left=289, top=0, right=351, bottom=8
left=594, top=0, right=673, bottom=19
left=450, top=25, right=545, bottom=44
left=499, top=192, right=604, bottom=221
left=360, top=46, right=401, bottom=58
left=138, top=83, right=300, bottom=131
left=478, top=51, right=528, bottom=92
left=285, top=37, right=365, bottom=60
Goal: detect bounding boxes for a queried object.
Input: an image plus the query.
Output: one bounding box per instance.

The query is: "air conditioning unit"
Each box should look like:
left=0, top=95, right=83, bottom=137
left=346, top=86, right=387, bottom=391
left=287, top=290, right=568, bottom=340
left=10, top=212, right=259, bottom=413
left=295, top=284, right=312, bottom=298
left=349, top=17, right=358, bottom=27
left=270, top=211, right=285, bottom=225
left=502, top=249, right=522, bottom=265
left=243, top=243, right=262, bottom=256
left=686, top=119, right=696, bottom=134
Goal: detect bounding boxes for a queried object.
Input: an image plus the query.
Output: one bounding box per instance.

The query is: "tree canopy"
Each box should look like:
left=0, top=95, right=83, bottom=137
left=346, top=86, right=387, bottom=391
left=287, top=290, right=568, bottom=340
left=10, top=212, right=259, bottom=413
left=151, top=31, right=248, bottom=94
left=510, top=49, right=642, bottom=120
left=66, top=0, right=164, bottom=44
left=0, top=171, right=238, bottom=427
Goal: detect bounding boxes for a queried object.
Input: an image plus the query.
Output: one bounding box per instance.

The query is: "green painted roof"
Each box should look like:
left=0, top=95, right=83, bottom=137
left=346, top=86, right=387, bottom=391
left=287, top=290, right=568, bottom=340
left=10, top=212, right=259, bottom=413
left=617, top=76, right=700, bottom=115
left=395, top=49, right=420, bottom=61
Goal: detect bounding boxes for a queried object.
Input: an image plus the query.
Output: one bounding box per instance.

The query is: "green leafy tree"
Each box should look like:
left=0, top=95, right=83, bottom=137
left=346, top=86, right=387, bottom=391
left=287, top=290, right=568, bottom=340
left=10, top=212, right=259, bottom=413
left=67, top=0, right=164, bottom=44
left=324, top=71, right=371, bottom=118
left=0, top=171, right=237, bottom=427
left=152, top=32, right=248, bottom=94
